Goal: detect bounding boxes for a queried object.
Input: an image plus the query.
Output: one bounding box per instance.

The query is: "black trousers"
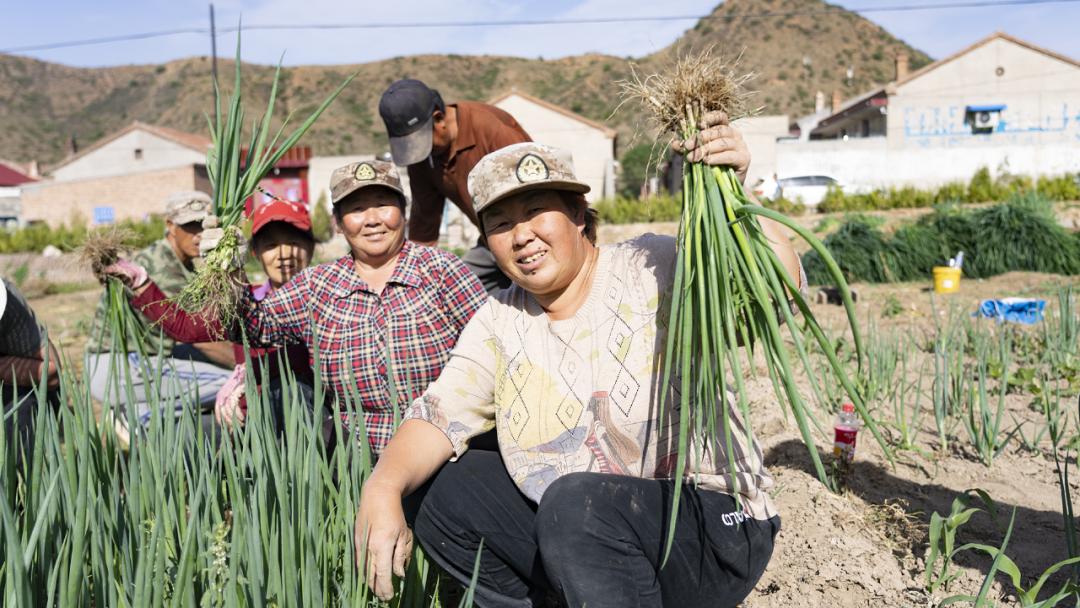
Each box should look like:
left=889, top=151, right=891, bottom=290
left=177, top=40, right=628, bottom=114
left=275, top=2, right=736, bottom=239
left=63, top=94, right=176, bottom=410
left=406, top=449, right=779, bottom=608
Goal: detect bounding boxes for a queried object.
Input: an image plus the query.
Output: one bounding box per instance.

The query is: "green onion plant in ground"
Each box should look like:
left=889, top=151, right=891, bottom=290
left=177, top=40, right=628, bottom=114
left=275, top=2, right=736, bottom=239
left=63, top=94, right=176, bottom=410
left=0, top=336, right=475, bottom=606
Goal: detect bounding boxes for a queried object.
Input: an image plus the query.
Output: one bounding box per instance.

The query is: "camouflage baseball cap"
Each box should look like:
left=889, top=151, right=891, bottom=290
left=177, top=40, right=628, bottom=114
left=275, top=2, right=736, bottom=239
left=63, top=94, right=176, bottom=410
left=330, top=160, right=405, bottom=205
left=165, top=191, right=212, bottom=225
left=468, top=142, right=590, bottom=216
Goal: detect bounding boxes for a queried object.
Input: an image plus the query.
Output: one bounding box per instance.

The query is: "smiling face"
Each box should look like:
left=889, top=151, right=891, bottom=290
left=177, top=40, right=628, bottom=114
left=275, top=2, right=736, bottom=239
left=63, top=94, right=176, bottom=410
left=335, top=187, right=406, bottom=266
left=252, top=222, right=315, bottom=288
left=481, top=190, right=590, bottom=301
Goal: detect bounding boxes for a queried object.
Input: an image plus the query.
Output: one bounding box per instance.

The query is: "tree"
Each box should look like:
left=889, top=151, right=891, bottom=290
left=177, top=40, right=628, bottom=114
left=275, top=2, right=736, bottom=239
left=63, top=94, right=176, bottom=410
left=618, top=143, right=653, bottom=199
left=310, top=192, right=334, bottom=242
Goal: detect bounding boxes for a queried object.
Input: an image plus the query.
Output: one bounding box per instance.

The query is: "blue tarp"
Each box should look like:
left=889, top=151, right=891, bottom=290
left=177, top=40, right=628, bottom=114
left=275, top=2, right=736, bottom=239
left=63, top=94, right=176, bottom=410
left=975, top=298, right=1045, bottom=324
left=966, top=104, right=1007, bottom=113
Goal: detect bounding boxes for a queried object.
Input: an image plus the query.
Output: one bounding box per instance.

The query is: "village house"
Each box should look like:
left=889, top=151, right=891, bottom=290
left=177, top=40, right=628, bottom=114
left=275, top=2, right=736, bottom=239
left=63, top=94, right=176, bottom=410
left=20, top=122, right=317, bottom=227
left=763, top=32, right=1080, bottom=192
left=0, top=161, right=38, bottom=228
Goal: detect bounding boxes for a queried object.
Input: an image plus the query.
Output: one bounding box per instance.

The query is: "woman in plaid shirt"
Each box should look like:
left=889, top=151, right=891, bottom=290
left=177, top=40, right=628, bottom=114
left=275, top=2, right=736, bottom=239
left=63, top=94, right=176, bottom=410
left=202, top=160, right=489, bottom=456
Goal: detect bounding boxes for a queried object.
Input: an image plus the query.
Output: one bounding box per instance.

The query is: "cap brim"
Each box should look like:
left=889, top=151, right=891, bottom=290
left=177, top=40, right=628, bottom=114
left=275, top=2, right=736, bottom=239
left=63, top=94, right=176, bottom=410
left=170, top=211, right=208, bottom=226
left=477, top=180, right=591, bottom=216
left=388, top=118, right=434, bottom=166
left=331, top=182, right=406, bottom=206
left=252, top=212, right=313, bottom=237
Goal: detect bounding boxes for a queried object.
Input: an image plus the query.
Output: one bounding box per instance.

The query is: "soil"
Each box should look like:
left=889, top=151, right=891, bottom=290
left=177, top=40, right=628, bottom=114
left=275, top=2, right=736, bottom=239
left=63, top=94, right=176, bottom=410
left=18, top=245, right=1080, bottom=608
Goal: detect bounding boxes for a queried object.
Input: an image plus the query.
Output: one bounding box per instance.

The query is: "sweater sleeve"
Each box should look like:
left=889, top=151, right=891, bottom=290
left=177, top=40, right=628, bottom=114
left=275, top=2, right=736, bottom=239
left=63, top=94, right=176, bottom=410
left=402, top=301, right=497, bottom=458
left=237, top=271, right=311, bottom=347
left=131, top=281, right=223, bottom=342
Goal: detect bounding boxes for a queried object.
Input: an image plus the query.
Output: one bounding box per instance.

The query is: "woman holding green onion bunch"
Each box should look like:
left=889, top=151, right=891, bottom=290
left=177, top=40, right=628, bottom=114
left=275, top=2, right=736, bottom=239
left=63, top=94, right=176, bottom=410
left=198, top=159, right=488, bottom=456
left=355, top=113, right=802, bottom=607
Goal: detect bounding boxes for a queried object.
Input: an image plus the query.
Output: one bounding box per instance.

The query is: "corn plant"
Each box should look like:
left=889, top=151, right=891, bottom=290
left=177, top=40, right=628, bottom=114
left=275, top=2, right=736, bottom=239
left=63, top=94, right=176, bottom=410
left=941, top=489, right=1080, bottom=607
left=925, top=488, right=997, bottom=595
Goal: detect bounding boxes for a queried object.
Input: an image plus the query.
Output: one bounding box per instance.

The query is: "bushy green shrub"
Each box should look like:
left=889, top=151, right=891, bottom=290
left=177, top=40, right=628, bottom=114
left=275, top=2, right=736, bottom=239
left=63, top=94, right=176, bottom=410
left=805, top=193, right=1080, bottom=284
left=0, top=216, right=165, bottom=254
left=817, top=168, right=1078, bottom=213
left=594, top=196, right=681, bottom=224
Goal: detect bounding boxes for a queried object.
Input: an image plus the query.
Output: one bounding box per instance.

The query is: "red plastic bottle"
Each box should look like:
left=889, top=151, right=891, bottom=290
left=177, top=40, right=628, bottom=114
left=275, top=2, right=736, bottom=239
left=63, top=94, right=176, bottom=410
left=833, top=403, right=860, bottom=466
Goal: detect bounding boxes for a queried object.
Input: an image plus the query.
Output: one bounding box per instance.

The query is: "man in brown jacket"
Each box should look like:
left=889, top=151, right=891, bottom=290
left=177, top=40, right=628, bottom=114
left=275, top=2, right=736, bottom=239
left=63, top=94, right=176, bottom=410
left=379, top=79, right=530, bottom=292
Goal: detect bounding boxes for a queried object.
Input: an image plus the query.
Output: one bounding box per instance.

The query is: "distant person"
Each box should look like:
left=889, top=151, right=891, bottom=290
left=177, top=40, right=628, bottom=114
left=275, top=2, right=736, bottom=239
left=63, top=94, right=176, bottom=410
left=1, top=277, right=61, bottom=465
left=100, top=198, right=317, bottom=432
left=85, top=191, right=235, bottom=429
left=378, top=79, right=531, bottom=292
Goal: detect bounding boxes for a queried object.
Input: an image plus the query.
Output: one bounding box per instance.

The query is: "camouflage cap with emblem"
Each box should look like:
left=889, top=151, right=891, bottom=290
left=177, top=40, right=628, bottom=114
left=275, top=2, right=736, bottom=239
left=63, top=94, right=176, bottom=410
left=467, top=142, right=590, bottom=216
left=329, top=160, right=406, bottom=206
left=164, top=191, right=212, bottom=225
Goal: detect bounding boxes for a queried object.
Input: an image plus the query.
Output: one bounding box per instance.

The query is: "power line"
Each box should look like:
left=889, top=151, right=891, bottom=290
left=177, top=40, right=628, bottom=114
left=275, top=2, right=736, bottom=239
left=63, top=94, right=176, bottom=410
left=3, top=0, right=1079, bottom=55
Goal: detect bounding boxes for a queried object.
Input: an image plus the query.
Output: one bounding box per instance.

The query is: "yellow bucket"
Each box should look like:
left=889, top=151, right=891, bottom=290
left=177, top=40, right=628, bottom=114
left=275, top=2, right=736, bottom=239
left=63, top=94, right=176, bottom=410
left=933, top=266, right=962, bottom=294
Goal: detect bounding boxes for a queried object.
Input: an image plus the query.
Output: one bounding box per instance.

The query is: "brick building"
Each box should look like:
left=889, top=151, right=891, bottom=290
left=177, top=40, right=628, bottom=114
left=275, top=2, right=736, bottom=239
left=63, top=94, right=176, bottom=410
left=21, top=122, right=213, bottom=226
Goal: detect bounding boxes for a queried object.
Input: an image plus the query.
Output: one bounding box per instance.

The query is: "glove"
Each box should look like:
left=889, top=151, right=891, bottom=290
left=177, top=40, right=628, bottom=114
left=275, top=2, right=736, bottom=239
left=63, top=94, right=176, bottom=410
left=214, top=364, right=247, bottom=429
left=198, top=215, right=248, bottom=268
left=100, top=259, right=149, bottom=290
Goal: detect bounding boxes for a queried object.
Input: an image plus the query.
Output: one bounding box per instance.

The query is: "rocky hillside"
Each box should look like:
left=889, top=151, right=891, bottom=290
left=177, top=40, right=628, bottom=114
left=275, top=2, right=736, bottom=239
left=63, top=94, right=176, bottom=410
left=0, top=0, right=930, bottom=167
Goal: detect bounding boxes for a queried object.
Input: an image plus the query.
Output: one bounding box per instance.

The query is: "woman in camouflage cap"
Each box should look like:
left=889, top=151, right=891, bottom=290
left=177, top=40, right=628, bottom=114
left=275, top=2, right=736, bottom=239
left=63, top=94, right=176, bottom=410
left=199, top=159, right=488, bottom=456
left=356, top=114, right=801, bottom=607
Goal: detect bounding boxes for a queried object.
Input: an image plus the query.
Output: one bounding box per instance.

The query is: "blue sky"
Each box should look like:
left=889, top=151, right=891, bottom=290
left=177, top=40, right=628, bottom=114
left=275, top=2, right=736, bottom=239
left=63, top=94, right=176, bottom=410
left=1, top=0, right=1078, bottom=68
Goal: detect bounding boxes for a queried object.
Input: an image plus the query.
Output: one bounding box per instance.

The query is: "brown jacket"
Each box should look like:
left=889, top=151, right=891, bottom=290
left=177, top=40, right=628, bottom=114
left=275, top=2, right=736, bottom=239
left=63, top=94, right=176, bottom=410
left=406, top=101, right=531, bottom=243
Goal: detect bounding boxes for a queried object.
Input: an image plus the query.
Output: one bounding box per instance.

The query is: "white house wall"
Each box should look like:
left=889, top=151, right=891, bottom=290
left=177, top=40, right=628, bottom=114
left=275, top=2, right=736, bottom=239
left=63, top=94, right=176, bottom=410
left=51, top=130, right=207, bottom=181
left=776, top=137, right=1078, bottom=189
left=889, top=37, right=1080, bottom=150
left=493, top=95, right=614, bottom=201
left=777, top=36, right=1080, bottom=189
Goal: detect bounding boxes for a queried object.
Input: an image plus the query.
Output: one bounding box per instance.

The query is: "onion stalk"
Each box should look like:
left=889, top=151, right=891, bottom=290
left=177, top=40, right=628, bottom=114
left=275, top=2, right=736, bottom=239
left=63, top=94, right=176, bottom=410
left=621, top=49, right=892, bottom=562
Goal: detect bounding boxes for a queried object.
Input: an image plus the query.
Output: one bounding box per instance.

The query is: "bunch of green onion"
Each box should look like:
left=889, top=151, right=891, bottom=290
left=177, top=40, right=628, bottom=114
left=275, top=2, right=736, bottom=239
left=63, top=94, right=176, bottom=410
left=176, top=32, right=355, bottom=322
left=622, top=51, right=892, bottom=559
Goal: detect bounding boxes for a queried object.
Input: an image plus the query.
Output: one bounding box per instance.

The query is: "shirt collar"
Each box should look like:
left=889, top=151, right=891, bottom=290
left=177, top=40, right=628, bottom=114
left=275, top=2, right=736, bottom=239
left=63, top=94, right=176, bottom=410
left=445, top=103, right=475, bottom=164
left=329, top=240, right=424, bottom=297
left=250, top=281, right=273, bottom=301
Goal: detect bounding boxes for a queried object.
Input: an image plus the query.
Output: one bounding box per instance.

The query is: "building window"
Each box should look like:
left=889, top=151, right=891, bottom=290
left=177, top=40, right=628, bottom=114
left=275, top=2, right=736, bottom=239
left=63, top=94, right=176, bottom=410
left=964, top=104, right=1005, bottom=134
left=134, top=148, right=143, bottom=160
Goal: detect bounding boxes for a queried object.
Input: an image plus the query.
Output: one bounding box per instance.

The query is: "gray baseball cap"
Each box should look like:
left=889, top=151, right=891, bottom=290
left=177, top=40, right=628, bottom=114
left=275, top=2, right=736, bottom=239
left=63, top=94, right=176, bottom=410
left=467, top=142, right=590, bottom=216
left=378, top=79, right=440, bottom=166
left=165, top=191, right=212, bottom=225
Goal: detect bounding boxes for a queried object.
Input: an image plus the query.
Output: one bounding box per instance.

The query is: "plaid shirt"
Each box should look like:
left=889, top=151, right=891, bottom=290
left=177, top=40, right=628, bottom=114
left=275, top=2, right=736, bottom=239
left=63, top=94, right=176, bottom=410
left=239, top=241, right=488, bottom=455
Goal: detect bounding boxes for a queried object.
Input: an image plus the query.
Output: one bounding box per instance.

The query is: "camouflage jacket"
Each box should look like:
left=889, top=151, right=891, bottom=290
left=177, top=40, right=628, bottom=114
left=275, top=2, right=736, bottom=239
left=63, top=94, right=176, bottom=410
left=85, top=238, right=193, bottom=356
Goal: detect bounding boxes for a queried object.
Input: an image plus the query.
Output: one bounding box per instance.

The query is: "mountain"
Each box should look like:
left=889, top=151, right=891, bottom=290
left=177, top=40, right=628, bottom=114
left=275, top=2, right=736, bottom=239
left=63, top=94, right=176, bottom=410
left=0, top=0, right=931, bottom=167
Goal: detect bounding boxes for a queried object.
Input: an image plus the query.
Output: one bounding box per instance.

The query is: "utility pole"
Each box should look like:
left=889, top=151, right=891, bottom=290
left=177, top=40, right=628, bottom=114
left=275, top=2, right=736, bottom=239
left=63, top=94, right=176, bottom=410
left=209, top=3, right=218, bottom=83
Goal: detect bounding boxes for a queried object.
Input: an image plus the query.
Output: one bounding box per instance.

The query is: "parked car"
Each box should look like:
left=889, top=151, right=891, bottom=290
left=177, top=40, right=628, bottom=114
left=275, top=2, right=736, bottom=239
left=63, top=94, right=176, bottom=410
left=751, top=174, right=781, bottom=200
left=777, top=175, right=842, bottom=207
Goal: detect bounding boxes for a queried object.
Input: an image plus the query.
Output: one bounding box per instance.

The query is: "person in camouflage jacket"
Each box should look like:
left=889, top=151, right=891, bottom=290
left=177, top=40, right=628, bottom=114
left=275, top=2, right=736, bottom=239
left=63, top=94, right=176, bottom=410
left=85, top=191, right=235, bottom=431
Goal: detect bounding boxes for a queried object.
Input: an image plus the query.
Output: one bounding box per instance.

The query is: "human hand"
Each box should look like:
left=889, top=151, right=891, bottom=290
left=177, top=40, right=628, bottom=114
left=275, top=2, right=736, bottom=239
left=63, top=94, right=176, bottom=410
left=100, top=259, right=149, bottom=290
left=670, top=110, right=751, bottom=184
left=198, top=215, right=248, bottom=267
left=214, top=364, right=246, bottom=429
left=354, top=482, right=413, bottom=601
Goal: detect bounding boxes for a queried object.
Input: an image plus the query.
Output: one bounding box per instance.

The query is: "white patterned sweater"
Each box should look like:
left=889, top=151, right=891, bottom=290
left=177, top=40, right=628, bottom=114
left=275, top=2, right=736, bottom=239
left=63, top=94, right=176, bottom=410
left=404, top=233, right=785, bottom=520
